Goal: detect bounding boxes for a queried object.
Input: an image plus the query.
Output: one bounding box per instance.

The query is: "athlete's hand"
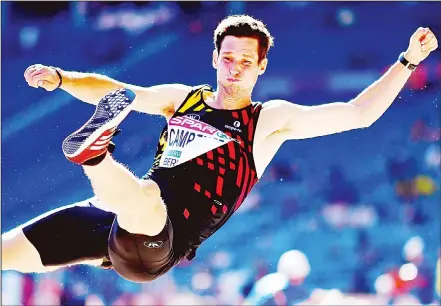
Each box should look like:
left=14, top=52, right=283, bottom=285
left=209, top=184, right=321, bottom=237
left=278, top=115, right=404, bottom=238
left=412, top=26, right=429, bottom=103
left=24, top=64, right=61, bottom=91
left=404, top=27, right=438, bottom=65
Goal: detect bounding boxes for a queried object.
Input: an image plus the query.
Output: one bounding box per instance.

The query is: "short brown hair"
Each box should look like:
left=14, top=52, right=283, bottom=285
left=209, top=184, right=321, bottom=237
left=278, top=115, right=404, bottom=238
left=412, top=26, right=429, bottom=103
left=214, top=14, right=274, bottom=63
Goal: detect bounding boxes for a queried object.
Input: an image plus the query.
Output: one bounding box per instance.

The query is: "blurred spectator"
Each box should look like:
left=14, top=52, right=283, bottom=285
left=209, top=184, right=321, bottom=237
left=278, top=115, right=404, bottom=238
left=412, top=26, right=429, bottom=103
left=408, top=63, right=429, bottom=91
left=351, top=230, right=377, bottom=293
left=269, top=159, right=303, bottom=183
left=410, top=114, right=440, bottom=142
left=424, top=144, right=441, bottom=172
left=386, top=142, right=419, bottom=203
left=323, top=164, right=360, bottom=205
left=402, top=237, right=436, bottom=304
left=243, top=250, right=311, bottom=305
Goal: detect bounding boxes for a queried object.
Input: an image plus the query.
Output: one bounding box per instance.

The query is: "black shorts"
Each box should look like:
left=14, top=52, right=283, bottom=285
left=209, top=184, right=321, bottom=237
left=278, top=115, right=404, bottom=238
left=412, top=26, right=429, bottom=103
left=22, top=198, right=175, bottom=282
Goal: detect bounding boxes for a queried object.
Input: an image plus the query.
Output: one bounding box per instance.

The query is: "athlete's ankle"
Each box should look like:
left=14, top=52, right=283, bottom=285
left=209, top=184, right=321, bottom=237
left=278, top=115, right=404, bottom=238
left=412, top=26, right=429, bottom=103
left=82, top=141, right=116, bottom=166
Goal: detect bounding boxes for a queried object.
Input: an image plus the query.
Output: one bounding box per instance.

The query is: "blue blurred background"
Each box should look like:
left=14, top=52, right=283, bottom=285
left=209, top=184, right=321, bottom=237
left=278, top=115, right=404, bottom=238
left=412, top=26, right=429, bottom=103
left=1, top=1, right=440, bottom=305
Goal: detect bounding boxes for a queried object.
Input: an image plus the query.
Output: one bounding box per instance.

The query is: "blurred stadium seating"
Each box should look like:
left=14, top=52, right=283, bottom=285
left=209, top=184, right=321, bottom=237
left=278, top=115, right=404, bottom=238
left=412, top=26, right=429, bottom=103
left=2, top=1, right=440, bottom=305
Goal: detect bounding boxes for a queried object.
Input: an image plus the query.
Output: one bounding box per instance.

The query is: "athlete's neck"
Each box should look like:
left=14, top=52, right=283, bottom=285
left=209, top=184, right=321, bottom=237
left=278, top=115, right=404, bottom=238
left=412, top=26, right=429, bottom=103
left=210, top=85, right=252, bottom=110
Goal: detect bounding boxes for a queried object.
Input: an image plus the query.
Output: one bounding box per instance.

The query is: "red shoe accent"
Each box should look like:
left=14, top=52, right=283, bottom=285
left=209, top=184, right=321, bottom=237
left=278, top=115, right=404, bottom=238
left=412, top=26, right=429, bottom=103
left=66, top=128, right=116, bottom=164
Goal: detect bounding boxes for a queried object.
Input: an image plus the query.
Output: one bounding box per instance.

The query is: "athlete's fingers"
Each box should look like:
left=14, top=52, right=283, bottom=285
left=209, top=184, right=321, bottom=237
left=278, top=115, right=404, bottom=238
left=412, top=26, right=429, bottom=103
left=24, top=64, right=46, bottom=80
left=422, top=34, right=435, bottom=45
left=417, top=28, right=430, bottom=42
left=422, top=37, right=438, bottom=52
left=24, top=66, right=39, bottom=83
left=24, top=64, right=39, bottom=78
left=29, top=66, right=52, bottom=80
left=27, top=68, right=45, bottom=83
left=34, top=69, right=52, bottom=81
left=427, top=40, right=438, bottom=52
left=37, top=80, right=56, bottom=91
left=422, top=36, right=436, bottom=51
left=420, top=31, right=434, bottom=45
left=27, top=71, right=45, bottom=88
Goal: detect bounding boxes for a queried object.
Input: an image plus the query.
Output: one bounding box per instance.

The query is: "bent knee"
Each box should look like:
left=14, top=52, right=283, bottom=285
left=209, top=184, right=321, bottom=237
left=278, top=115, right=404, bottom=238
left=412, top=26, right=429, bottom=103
left=140, top=179, right=161, bottom=197
left=117, top=194, right=168, bottom=237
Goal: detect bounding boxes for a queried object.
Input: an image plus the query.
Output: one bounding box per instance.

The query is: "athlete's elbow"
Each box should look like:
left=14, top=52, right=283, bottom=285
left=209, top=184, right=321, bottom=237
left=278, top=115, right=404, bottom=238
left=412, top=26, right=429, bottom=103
left=356, top=108, right=378, bottom=129
left=359, top=118, right=375, bottom=129
left=359, top=114, right=380, bottom=128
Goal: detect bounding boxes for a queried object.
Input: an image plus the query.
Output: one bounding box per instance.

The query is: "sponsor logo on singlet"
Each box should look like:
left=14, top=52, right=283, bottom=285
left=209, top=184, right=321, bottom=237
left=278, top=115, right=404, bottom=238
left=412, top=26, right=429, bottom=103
left=225, top=120, right=242, bottom=133
left=186, top=114, right=200, bottom=120
left=144, top=241, right=163, bottom=248
left=159, top=115, right=235, bottom=168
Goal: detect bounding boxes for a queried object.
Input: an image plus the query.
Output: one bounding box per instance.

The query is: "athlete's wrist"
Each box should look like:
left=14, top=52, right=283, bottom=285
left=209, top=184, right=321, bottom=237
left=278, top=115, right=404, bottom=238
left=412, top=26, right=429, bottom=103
left=399, top=51, right=419, bottom=70
left=49, top=66, right=63, bottom=89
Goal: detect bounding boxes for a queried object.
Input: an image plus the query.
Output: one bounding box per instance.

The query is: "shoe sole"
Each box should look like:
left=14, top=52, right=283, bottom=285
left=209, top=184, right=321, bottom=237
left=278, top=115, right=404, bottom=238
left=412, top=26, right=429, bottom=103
left=62, top=88, right=136, bottom=161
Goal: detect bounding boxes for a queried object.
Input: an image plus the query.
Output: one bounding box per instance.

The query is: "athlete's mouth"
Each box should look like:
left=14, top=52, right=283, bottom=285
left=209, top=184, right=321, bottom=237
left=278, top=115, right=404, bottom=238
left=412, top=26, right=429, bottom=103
left=227, top=78, right=240, bottom=82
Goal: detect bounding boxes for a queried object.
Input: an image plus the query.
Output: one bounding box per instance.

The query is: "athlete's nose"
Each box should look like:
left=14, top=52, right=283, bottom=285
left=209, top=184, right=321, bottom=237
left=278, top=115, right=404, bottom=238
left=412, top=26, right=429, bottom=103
left=229, top=62, right=242, bottom=76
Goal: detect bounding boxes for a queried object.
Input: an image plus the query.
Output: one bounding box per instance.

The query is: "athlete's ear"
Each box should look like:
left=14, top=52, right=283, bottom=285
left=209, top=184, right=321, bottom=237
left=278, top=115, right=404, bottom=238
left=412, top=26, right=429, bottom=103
left=212, top=50, right=218, bottom=69
left=258, top=58, right=268, bottom=76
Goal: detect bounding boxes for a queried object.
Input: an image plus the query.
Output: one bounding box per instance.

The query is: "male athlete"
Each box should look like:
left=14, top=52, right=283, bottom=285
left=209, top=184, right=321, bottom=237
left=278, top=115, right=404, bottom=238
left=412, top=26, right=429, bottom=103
left=3, top=15, right=438, bottom=283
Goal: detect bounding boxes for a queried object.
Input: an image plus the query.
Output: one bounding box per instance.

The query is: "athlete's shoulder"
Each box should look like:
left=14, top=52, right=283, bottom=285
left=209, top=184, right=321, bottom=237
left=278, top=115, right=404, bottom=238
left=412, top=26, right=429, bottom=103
left=169, top=84, right=213, bottom=115
left=255, top=100, right=295, bottom=138
left=187, top=84, right=214, bottom=94
left=260, top=99, right=293, bottom=110
left=260, top=99, right=305, bottom=120
left=249, top=101, right=263, bottom=115
left=178, top=84, right=214, bottom=103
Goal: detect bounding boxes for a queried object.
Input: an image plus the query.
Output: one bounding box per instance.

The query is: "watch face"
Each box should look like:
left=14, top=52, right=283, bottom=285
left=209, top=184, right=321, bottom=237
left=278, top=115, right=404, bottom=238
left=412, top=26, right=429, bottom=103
left=407, top=61, right=417, bottom=71
left=399, top=53, right=417, bottom=71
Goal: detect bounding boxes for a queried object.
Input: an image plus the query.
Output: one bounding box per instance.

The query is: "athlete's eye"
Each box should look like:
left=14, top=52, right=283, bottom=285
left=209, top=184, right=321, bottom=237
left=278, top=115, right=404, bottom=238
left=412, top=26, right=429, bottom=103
left=243, top=60, right=252, bottom=65
left=223, top=57, right=232, bottom=62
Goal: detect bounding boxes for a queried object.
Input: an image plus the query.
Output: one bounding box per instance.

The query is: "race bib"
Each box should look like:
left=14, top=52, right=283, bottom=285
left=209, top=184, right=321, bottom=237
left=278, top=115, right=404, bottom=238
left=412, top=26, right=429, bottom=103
left=159, top=116, right=235, bottom=168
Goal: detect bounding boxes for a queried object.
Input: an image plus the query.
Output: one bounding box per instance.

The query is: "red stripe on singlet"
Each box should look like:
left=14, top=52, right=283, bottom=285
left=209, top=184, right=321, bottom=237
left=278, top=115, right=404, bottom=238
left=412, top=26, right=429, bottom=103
left=236, top=156, right=244, bottom=187
left=235, top=153, right=250, bottom=211
left=227, top=141, right=236, bottom=160
left=241, top=109, right=249, bottom=125
left=216, top=176, right=224, bottom=196
left=237, top=135, right=244, bottom=149
left=207, top=150, right=213, bottom=160
left=232, top=111, right=239, bottom=119
left=248, top=117, right=255, bottom=142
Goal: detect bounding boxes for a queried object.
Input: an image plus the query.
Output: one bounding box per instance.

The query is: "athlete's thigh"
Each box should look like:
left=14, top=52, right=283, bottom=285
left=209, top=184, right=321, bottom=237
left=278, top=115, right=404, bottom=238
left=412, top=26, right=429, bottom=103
left=19, top=198, right=116, bottom=267
left=2, top=230, right=104, bottom=273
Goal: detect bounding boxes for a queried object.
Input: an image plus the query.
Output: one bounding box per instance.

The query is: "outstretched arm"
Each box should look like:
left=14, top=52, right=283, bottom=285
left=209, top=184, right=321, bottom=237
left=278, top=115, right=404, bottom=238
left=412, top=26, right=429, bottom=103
left=259, top=27, right=437, bottom=140
left=24, top=65, right=192, bottom=118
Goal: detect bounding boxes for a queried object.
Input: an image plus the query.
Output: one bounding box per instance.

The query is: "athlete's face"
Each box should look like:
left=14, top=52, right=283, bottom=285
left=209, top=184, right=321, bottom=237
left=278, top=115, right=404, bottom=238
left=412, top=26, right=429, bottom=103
left=213, top=36, right=268, bottom=93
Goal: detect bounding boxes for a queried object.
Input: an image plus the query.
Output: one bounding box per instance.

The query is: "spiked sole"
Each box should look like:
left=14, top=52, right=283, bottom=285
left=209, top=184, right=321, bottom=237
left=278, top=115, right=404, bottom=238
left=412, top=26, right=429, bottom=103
left=62, top=88, right=136, bottom=164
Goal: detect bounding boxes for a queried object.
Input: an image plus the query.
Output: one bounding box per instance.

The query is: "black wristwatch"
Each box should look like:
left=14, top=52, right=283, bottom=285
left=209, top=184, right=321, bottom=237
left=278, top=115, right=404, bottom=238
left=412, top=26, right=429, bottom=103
left=398, top=52, right=418, bottom=71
